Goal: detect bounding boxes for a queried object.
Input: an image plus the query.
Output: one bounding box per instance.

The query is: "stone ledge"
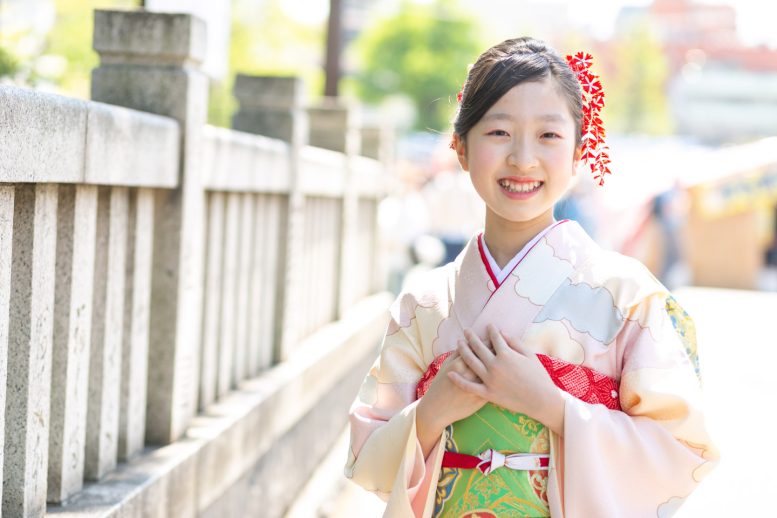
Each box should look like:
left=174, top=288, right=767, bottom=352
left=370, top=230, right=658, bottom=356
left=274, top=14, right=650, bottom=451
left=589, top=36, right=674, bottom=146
left=45, top=292, right=391, bottom=517
left=0, top=85, right=180, bottom=187
left=0, top=85, right=86, bottom=184
left=201, top=125, right=291, bottom=193
left=85, top=102, right=179, bottom=188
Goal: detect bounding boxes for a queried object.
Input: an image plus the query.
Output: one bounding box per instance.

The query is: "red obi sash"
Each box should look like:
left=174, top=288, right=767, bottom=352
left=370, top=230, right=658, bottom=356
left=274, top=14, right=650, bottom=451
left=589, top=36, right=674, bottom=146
left=416, top=351, right=621, bottom=411
left=417, top=351, right=622, bottom=473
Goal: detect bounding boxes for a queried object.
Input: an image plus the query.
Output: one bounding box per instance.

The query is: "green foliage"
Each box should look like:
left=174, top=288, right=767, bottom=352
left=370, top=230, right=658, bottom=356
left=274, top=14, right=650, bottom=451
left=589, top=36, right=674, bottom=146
left=0, top=45, right=20, bottom=78
left=605, top=22, right=673, bottom=135
left=350, top=0, right=483, bottom=132
left=40, top=0, right=136, bottom=97
left=208, top=76, right=238, bottom=129
left=208, top=0, right=325, bottom=127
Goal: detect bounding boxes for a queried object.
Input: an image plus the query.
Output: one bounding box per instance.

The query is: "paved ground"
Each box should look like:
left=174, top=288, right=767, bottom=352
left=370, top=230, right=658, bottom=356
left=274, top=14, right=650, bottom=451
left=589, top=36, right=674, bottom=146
left=287, top=287, right=777, bottom=517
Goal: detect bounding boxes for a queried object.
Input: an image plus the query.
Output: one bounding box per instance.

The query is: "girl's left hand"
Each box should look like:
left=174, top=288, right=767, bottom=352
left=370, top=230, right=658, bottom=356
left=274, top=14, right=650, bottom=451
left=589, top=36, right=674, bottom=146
left=448, top=323, right=566, bottom=436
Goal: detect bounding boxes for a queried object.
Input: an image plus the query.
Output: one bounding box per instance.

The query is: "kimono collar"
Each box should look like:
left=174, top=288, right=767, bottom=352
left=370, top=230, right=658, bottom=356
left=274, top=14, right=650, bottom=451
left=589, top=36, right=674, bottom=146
left=478, top=220, right=568, bottom=287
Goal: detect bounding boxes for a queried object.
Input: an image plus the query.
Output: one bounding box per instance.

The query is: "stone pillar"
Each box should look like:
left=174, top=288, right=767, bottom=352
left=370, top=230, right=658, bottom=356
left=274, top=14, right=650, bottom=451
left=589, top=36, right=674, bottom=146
left=199, top=192, right=225, bottom=409
left=217, top=192, right=240, bottom=396
left=3, top=184, right=58, bottom=517
left=86, top=186, right=128, bottom=480
left=234, top=194, right=254, bottom=382
left=360, top=123, right=394, bottom=164
left=307, top=99, right=362, bottom=316
left=232, top=74, right=306, bottom=142
left=307, top=97, right=361, bottom=154
left=92, top=9, right=208, bottom=444
left=231, top=75, right=307, bottom=361
left=48, top=184, right=98, bottom=502
left=118, top=188, right=155, bottom=460
left=0, top=186, right=13, bottom=517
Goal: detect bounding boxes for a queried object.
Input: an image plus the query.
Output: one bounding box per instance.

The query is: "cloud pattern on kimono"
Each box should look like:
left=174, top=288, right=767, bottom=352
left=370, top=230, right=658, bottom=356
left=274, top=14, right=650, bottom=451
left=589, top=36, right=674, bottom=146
left=522, top=320, right=585, bottom=364
left=513, top=239, right=574, bottom=305
left=657, top=496, right=685, bottom=518
left=534, top=279, right=623, bottom=344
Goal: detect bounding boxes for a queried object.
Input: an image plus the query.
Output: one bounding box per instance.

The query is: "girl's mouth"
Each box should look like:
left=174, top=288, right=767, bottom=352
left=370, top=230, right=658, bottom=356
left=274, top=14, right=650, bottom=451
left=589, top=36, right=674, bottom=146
left=497, top=178, right=544, bottom=198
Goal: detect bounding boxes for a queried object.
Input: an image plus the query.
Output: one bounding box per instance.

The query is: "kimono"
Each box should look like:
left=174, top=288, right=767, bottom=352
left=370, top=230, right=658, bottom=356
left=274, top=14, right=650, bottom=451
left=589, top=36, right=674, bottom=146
left=346, top=220, right=717, bottom=517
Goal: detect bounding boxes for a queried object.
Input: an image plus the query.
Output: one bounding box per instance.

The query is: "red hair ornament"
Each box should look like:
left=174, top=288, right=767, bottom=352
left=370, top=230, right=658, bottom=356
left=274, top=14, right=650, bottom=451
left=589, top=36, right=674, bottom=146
left=566, top=51, right=612, bottom=186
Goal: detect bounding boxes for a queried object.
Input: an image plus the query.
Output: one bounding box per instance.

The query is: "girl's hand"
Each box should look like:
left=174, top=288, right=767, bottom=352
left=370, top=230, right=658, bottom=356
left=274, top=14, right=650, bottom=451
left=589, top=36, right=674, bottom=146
left=449, top=324, right=566, bottom=436
left=416, top=352, right=486, bottom=457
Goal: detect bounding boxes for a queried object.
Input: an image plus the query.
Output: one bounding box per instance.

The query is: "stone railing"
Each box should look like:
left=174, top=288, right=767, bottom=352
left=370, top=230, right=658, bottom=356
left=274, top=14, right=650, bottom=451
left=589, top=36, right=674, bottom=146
left=1, top=9, right=390, bottom=518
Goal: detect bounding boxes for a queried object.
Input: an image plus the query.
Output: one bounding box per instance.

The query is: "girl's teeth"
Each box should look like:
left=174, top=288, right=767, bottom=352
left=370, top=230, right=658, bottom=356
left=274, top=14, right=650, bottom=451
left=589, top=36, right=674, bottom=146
left=499, top=179, right=542, bottom=193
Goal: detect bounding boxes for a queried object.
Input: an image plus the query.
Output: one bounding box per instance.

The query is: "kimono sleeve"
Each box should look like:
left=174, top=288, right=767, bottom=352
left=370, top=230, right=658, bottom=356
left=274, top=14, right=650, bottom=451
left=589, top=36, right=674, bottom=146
left=345, top=289, right=447, bottom=517
left=557, top=293, right=718, bottom=518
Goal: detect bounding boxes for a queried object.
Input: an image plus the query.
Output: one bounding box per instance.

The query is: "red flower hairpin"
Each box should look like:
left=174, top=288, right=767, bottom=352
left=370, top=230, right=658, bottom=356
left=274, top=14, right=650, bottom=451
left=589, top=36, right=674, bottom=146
left=566, top=51, right=612, bottom=186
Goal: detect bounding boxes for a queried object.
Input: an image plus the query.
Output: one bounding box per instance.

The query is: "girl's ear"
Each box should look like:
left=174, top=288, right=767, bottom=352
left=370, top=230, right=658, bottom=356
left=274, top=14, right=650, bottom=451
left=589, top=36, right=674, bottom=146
left=452, top=133, right=469, bottom=171
left=572, top=145, right=583, bottom=175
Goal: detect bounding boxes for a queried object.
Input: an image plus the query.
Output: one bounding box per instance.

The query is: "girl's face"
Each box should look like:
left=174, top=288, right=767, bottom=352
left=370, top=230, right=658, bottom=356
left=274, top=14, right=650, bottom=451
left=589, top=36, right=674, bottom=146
left=454, top=77, right=581, bottom=230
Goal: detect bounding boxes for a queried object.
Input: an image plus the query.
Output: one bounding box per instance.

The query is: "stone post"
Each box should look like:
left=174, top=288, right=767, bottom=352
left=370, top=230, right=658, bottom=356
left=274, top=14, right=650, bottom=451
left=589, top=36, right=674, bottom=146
left=48, top=185, right=97, bottom=501
left=307, top=98, right=361, bottom=316
left=0, top=186, right=13, bottom=517
left=231, top=75, right=308, bottom=361
left=118, top=188, right=155, bottom=460
left=3, top=184, right=58, bottom=517
left=360, top=123, right=394, bottom=164
left=92, top=10, right=208, bottom=444
left=307, top=97, right=361, bottom=155
left=85, top=186, right=128, bottom=479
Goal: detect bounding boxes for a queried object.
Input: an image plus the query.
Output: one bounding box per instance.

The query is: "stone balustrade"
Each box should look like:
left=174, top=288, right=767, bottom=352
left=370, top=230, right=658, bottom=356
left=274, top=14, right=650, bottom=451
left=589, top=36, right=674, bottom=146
left=0, top=8, right=390, bottom=518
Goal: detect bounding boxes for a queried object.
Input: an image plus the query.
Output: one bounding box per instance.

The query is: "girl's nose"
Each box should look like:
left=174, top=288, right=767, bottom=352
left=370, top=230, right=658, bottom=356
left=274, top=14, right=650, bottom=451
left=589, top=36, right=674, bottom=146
left=507, top=141, right=539, bottom=171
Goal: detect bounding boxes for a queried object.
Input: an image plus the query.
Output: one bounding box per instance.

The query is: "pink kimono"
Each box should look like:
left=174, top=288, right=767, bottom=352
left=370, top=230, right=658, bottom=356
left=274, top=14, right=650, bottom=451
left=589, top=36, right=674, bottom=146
left=346, top=220, right=717, bottom=517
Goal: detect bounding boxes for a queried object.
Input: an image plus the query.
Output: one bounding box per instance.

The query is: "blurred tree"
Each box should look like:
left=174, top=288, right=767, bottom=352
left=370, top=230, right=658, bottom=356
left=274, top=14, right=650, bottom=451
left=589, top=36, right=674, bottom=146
left=605, top=22, right=672, bottom=135
left=25, top=0, right=136, bottom=97
left=208, top=0, right=325, bottom=127
left=0, top=45, right=20, bottom=79
left=350, top=0, right=483, bottom=132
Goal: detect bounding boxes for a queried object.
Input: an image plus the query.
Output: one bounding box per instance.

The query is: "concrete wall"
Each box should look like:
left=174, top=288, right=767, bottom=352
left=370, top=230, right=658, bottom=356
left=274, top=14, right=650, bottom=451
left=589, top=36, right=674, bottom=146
left=0, top=8, right=390, bottom=518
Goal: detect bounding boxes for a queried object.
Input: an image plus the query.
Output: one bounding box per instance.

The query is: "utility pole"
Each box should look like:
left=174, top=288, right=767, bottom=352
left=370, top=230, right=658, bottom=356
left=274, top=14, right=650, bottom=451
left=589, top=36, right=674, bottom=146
left=323, top=0, right=342, bottom=97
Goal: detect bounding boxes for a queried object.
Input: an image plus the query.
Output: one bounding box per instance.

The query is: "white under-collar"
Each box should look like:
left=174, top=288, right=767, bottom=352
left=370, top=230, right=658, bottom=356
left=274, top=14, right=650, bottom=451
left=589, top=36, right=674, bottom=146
left=480, top=221, right=560, bottom=285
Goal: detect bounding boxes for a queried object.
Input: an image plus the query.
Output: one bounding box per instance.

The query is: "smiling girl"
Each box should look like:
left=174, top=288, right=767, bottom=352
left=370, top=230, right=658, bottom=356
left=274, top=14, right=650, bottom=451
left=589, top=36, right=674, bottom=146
left=346, top=37, right=717, bottom=517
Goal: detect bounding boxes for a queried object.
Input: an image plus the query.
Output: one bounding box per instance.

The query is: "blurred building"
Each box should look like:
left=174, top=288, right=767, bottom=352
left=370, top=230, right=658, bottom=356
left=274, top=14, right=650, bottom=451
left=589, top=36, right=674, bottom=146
left=670, top=65, right=777, bottom=143
left=616, top=0, right=777, bottom=143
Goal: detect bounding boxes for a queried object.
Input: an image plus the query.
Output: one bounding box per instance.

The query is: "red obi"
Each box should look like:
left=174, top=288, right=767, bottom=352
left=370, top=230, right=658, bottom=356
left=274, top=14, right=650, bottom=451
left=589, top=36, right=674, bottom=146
left=416, top=352, right=621, bottom=411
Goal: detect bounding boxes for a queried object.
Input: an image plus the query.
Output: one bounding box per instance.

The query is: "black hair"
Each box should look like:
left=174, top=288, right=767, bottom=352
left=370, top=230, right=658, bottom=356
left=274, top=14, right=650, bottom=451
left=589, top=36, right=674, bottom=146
left=453, top=37, right=583, bottom=146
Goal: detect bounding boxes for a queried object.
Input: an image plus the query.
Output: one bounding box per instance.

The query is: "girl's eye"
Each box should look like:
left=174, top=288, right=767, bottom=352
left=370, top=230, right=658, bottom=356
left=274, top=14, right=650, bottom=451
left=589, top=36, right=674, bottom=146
left=487, top=129, right=510, bottom=137
left=541, top=132, right=561, bottom=139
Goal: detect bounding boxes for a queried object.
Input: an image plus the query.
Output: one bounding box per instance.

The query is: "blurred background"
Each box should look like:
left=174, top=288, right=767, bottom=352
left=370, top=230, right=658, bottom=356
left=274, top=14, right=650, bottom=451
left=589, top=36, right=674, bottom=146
left=3, top=0, right=777, bottom=295
left=3, top=2, right=776, bottom=517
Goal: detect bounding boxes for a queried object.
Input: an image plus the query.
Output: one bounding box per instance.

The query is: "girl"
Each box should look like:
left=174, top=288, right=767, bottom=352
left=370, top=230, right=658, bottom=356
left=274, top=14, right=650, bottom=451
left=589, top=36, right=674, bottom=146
left=346, top=37, right=717, bottom=517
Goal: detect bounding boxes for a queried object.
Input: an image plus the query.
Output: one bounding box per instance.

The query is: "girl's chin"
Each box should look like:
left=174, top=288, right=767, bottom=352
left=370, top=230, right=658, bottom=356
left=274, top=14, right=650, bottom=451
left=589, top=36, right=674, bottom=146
left=489, top=207, right=555, bottom=227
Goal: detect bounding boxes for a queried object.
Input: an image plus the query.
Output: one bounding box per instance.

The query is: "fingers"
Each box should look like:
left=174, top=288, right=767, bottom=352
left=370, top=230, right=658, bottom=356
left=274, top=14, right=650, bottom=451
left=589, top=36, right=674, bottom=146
left=464, top=329, right=494, bottom=363
left=488, top=324, right=510, bottom=354
left=456, top=339, right=487, bottom=380
left=501, top=330, right=527, bottom=356
left=448, top=371, right=487, bottom=398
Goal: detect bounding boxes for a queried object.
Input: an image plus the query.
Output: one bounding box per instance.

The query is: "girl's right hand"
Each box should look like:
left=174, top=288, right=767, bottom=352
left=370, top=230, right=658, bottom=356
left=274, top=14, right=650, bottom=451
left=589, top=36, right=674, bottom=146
left=416, top=350, right=486, bottom=457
